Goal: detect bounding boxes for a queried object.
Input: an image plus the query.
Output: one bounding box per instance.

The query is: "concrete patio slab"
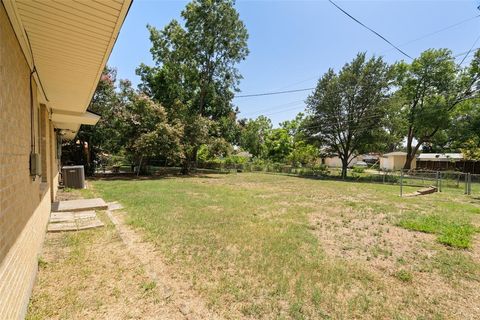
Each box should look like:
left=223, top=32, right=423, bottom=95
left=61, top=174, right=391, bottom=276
left=50, top=211, right=96, bottom=223
left=77, top=219, right=104, bottom=230
left=51, top=198, right=108, bottom=212
left=49, top=212, right=75, bottom=223
left=47, top=216, right=104, bottom=232
left=48, top=208, right=104, bottom=232
left=47, top=222, right=78, bottom=232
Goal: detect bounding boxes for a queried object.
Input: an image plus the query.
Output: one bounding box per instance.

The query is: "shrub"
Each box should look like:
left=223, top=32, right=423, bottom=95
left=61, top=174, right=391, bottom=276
left=311, top=164, right=329, bottom=176
left=352, top=166, right=365, bottom=173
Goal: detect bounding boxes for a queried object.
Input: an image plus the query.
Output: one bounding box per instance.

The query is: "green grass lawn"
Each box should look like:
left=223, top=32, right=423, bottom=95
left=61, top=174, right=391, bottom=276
left=90, top=172, right=480, bottom=319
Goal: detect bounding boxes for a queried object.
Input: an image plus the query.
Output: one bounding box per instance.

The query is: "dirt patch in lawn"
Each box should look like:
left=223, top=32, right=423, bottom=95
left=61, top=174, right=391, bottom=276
left=308, top=204, right=480, bottom=319
left=309, top=207, right=435, bottom=270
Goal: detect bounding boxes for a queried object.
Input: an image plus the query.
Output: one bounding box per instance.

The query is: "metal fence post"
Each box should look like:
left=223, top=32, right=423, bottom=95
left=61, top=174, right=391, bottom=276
left=435, top=171, right=439, bottom=190
left=465, top=173, right=468, bottom=194
left=400, top=170, right=403, bottom=197
left=439, top=172, right=442, bottom=192
left=468, top=173, right=472, bottom=195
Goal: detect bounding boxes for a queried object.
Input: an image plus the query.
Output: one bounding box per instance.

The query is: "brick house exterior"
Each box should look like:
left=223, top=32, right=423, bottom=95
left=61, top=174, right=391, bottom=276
left=0, top=1, right=131, bottom=318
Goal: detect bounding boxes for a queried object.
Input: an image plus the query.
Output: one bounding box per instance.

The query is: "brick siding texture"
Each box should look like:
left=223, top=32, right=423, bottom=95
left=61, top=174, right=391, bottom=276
left=0, top=4, right=59, bottom=319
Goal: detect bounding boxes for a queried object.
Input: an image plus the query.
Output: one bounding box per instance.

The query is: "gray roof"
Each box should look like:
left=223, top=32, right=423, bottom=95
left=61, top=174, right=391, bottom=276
left=383, top=151, right=407, bottom=156
left=417, top=153, right=463, bottom=161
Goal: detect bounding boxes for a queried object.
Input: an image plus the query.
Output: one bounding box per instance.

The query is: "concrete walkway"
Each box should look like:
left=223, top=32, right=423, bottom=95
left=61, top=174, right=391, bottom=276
left=51, top=198, right=108, bottom=212
left=48, top=198, right=108, bottom=232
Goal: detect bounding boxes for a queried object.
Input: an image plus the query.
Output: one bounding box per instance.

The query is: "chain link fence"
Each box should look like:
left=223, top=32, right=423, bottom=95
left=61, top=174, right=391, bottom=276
left=94, top=159, right=479, bottom=197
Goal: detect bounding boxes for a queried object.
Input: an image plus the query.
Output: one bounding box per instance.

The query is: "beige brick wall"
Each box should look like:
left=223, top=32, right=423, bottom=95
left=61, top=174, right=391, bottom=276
left=0, top=193, right=51, bottom=319
left=0, top=3, right=59, bottom=319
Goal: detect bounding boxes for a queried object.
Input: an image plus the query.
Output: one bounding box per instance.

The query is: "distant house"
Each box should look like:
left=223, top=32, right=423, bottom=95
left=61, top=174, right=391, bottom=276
left=361, top=153, right=380, bottom=165
left=380, top=152, right=415, bottom=171
left=321, top=153, right=379, bottom=168
left=416, top=153, right=465, bottom=171
left=322, top=155, right=359, bottom=168
left=417, top=153, right=463, bottom=161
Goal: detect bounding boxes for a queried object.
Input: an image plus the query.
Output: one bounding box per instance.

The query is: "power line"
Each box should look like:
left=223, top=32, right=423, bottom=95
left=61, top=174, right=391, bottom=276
left=268, top=14, right=480, bottom=93
left=274, top=75, right=319, bottom=91
left=328, top=0, right=413, bottom=60
left=458, top=34, right=480, bottom=66
left=235, top=47, right=477, bottom=102
left=382, top=14, right=480, bottom=55
left=235, top=87, right=315, bottom=98
left=258, top=104, right=306, bottom=117
left=240, top=100, right=304, bottom=117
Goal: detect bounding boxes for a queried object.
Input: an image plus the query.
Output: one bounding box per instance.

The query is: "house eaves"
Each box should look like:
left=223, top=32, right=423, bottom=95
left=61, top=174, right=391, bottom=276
left=2, top=0, right=132, bottom=138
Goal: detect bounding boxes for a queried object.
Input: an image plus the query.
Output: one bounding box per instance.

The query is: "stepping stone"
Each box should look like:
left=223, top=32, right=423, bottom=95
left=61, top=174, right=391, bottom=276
left=52, top=198, right=108, bottom=212
left=76, top=218, right=104, bottom=230
left=107, top=202, right=123, bottom=211
left=74, top=211, right=97, bottom=220
left=50, top=211, right=96, bottom=223
left=48, top=222, right=77, bottom=232
left=47, top=217, right=104, bottom=232
left=49, top=212, right=75, bottom=223
left=48, top=209, right=104, bottom=232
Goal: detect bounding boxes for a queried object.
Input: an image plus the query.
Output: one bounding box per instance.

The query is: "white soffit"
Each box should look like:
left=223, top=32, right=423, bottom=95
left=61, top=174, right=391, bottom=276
left=53, top=122, right=80, bottom=140
left=3, top=0, right=132, bottom=113
left=51, top=110, right=101, bottom=126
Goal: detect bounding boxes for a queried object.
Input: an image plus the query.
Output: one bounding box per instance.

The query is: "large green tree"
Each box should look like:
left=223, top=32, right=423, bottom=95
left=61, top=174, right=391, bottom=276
left=118, top=80, right=183, bottom=168
left=239, top=115, right=272, bottom=158
left=137, top=0, right=249, bottom=173
left=306, top=53, right=393, bottom=178
left=281, top=113, right=319, bottom=166
left=394, top=48, right=480, bottom=169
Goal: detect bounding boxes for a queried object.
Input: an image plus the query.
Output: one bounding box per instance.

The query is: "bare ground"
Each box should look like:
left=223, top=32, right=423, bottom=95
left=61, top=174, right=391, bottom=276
left=308, top=202, right=480, bottom=319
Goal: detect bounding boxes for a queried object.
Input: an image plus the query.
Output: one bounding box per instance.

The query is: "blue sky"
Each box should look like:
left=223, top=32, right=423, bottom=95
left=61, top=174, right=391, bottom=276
left=108, top=0, right=480, bottom=126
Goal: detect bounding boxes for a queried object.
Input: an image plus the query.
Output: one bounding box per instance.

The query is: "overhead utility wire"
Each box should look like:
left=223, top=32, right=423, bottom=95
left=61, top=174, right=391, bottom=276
left=241, top=100, right=304, bottom=117
left=277, top=15, right=480, bottom=94
left=328, top=0, right=413, bottom=60
left=458, top=34, right=480, bottom=66
left=234, top=9, right=478, bottom=100
left=384, top=14, right=480, bottom=54
left=235, top=87, right=315, bottom=98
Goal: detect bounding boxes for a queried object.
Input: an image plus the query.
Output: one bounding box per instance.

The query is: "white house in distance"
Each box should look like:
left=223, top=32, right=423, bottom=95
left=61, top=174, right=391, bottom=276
left=380, top=151, right=416, bottom=171
left=322, top=155, right=359, bottom=168
left=416, top=153, right=464, bottom=171
left=417, top=153, right=463, bottom=161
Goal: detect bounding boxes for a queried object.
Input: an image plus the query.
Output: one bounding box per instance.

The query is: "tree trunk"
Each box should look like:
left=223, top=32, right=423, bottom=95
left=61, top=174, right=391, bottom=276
left=181, top=147, right=199, bottom=175
left=404, top=153, right=414, bottom=170
left=181, top=156, right=192, bottom=175
left=404, top=141, right=422, bottom=171
left=403, top=127, right=414, bottom=170
left=341, top=157, right=348, bottom=180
